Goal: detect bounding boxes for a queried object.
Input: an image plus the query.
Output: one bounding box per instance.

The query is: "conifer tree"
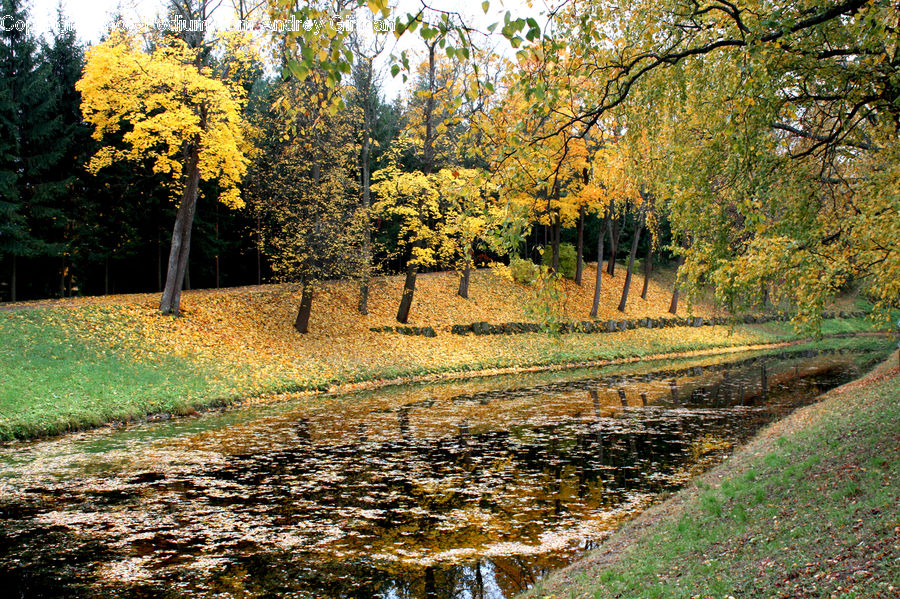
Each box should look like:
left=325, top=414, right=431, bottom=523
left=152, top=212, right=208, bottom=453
left=43, top=7, right=91, bottom=295
left=0, top=0, right=65, bottom=301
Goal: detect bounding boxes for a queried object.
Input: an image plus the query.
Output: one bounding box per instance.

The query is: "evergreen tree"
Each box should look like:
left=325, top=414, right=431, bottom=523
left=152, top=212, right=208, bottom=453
left=42, top=6, right=91, bottom=296
left=0, top=0, right=65, bottom=300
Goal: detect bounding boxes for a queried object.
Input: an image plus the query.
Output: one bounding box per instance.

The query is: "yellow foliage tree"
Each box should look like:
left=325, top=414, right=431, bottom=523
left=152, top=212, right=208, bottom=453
left=77, top=30, right=253, bottom=314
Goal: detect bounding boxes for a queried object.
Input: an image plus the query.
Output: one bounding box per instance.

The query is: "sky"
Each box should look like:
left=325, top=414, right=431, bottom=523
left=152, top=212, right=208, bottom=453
left=23, top=0, right=544, bottom=100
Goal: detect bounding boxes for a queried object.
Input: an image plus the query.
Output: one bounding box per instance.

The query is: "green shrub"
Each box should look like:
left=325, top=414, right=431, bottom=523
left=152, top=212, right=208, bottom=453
left=541, top=242, right=577, bottom=279
left=510, top=256, right=539, bottom=285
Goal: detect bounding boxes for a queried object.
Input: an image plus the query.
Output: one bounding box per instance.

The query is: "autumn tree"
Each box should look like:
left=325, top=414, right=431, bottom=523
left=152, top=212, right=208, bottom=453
left=513, top=0, right=900, bottom=328
left=77, top=28, right=252, bottom=314
left=348, top=17, right=391, bottom=315
left=371, top=140, right=451, bottom=321
left=388, top=28, right=472, bottom=322
left=434, top=168, right=501, bottom=299
left=252, top=78, right=365, bottom=333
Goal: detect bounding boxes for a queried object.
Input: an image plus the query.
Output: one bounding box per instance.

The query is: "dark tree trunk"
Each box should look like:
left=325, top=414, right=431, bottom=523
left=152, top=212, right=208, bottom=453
left=357, top=266, right=370, bottom=315
left=358, top=60, right=374, bottom=316
left=357, top=229, right=372, bottom=315
left=214, top=201, right=220, bottom=289
left=617, top=211, right=644, bottom=312
left=607, top=215, right=622, bottom=276
left=104, top=255, right=109, bottom=295
left=640, top=242, right=652, bottom=300
left=669, top=254, right=685, bottom=314
left=294, top=284, right=313, bottom=333
left=160, top=147, right=201, bottom=315
left=590, top=208, right=612, bottom=318
left=423, top=42, right=436, bottom=174
left=397, top=259, right=417, bottom=323
left=458, top=255, right=471, bottom=299
left=256, top=214, right=262, bottom=286
left=10, top=255, right=16, bottom=302
left=551, top=210, right=561, bottom=273
left=575, top=205, right=585, bottom=285
left=157, top=225, right=163, bottom=292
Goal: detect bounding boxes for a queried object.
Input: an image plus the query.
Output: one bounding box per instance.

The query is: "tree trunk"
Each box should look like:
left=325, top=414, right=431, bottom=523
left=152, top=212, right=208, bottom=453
left=618, top=211, right=644, bottom=312
left=214, top=201, right=220, bottom=289
left=104, top=255, right=109, bottom=295
left=397, top=258, right=417, bottom=323
left=10, top=255, right=16, bottom=302
left=551, top=210, right=561, bottom=273
left=422, top=41, right=437, bottom=174
left=607, top=215, right=622, bottom=276
left=590, top=208, right=612, bottom=318
left=669, top=254, right=685, bottom=314
left=640, top=242, right=652, bottom=300
left=575, top=205, right=585, bottom=285
left=357, top=231, right=372, bottom=315
left=458, top=255, right=471, bottom=299
left=157, top=225, right=163, bottom=292
left=160, top=147, right=201, bottom=315
left=64, top=265, right=72, bottom=297
left=256, top=214, right=262, bottom=286
left=357, top=260, right=371, bottom=314
left=294, top=284, right=313, bottom=333
left=58, top=260, right=66, bottom=297
left=358, top=61, right=374, bottom=316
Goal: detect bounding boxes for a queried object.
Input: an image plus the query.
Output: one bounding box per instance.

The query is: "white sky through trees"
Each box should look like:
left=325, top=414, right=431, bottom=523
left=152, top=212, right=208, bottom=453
left=24, top=0, right=541, bottom=101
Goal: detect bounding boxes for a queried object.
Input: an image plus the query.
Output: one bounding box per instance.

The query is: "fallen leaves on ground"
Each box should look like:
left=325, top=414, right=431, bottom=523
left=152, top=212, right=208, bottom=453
left=7, top=265, right=780, bottom=396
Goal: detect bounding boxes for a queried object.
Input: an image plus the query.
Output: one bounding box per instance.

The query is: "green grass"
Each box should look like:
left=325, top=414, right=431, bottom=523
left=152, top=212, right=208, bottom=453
left=524, top=359, right=900, bottom=599
left=0, top=309, right=236, bottom=440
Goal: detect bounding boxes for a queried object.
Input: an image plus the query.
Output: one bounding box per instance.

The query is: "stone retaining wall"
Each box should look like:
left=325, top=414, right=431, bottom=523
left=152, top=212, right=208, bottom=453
left=369, top=311, right=868, bottom=337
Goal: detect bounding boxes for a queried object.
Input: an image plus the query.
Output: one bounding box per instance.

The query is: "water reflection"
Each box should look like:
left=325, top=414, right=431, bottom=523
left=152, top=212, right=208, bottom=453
left=0, top=343, right=888, bottom=598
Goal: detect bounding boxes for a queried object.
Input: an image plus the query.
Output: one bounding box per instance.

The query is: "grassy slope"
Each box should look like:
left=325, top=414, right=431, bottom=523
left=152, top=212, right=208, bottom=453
left=524, top=354, right=900, bottom=599
left=0, top=265, right=889, bottom=440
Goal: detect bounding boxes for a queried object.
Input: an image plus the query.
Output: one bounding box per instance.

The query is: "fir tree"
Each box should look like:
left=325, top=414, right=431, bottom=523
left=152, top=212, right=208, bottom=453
left=42, top=5, right=90, bottom=295
left=0, top=0, right=65, bottom=300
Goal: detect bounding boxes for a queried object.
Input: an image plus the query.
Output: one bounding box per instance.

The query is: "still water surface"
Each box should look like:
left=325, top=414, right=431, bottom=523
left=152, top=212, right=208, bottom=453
left=0, top=342, right=888, bottom=598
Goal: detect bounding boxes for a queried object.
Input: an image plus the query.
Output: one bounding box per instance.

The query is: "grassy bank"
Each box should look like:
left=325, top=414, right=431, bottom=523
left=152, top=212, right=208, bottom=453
left=524, top=353, right=900, bottom=599
left=0, top=267, right=889, bottom=441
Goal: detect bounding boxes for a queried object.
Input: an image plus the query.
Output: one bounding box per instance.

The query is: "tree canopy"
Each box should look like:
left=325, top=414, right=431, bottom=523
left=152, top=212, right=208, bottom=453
left=0, top=0, right=896, bottom=333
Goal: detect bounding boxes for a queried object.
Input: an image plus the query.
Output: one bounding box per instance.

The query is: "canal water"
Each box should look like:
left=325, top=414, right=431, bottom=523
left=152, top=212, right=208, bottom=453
left=0, top=341, right=889, bottom=598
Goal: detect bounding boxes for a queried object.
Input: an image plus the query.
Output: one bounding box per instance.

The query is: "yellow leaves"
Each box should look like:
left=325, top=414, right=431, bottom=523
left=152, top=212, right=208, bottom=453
left=366, top=0, right=388, bottom=16
left=77, top=31, right=250, bottom=210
